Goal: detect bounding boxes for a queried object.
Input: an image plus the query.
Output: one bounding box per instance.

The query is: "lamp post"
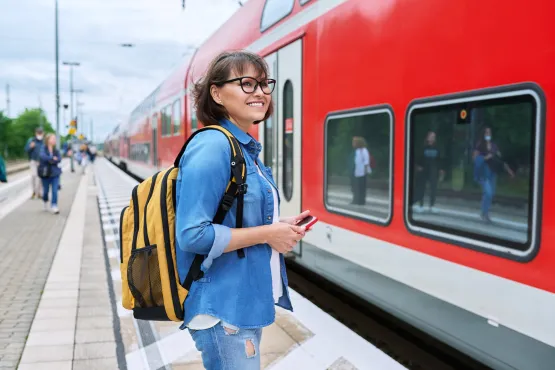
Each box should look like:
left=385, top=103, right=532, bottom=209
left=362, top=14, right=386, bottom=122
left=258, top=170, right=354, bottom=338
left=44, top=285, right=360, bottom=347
left=63, top=60, right=81, bottom=172
left=62, top=61, right=80, bottom=122
left=55, top=0, right=60, bottom=149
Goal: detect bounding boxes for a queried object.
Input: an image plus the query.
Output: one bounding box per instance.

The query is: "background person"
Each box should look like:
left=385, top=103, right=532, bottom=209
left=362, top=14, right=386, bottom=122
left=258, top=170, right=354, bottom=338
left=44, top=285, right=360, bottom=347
left=351, top=136, right=371, bottom=205
left=38, top=133, right=62, bottom=214
left=473, top=126, right=515, bottom=222
left=414, top=131, right=444, bottom=213
left=24, top=127, right=44, bottom=199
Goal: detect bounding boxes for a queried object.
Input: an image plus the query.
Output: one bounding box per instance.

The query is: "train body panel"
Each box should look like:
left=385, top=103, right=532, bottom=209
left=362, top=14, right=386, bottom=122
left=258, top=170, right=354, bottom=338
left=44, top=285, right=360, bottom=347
left=105, top=0, right=555, bottom=367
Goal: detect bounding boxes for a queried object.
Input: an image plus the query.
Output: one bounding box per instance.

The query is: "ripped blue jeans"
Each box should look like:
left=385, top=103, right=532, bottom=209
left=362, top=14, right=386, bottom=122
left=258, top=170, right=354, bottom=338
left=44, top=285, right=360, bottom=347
left=189, top=322, right=263, bottom=370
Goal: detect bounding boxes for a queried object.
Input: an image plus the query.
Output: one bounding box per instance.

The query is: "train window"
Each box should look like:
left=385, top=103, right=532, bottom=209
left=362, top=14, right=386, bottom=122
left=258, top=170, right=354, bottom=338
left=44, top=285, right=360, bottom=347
left=406, top=87, right=543, bottom=258
left=161, top=108, right=167, bottom=136
left=172, top=99, right=181, bottom=136
left=191, top=98, right=198, bottom=132
left=324, top=108, right=393, bottom=224
left=261, top=0, right=294, bottom=32
left=163, top=105, right=172, bottom=136
left=282, top=80, right=294, bottom=202
left=263, top=115, right=274, bottom=168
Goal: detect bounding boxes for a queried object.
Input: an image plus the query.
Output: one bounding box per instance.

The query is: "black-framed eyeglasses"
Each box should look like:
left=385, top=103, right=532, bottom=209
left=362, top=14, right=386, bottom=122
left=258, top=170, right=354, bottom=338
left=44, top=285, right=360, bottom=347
left=221, top=76, right=276, bottom=95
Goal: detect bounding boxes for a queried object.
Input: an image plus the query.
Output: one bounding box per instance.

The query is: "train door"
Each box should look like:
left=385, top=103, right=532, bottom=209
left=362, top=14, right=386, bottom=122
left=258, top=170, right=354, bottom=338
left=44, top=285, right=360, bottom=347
left=277, top=40, right=303, bottom=255
left=152, top=113, right=158, bottom=167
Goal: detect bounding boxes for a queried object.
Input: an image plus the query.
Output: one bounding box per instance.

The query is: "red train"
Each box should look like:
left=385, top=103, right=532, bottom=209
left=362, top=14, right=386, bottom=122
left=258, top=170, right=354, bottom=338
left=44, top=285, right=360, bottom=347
left=104, top=1, right=555, bottom=368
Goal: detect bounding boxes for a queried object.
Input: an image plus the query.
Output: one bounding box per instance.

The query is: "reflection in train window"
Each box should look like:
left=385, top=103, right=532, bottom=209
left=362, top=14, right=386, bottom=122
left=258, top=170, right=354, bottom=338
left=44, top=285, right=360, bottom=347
left=261, top=0, right=294, bottom=32
left=282, top=80, right=294, bottom=202
left=407, top=91, right=540, bottom=254
left=161, top=105, right=171, bottom=137
left=264, top=115, right=274, bottom=169
left=190, top=97, right=198, bottom=132
left=325, top=109, right=392, bottom=224
left=172, top=99, right=181, bottom=136
left=130, top=143, right=150, bottom=163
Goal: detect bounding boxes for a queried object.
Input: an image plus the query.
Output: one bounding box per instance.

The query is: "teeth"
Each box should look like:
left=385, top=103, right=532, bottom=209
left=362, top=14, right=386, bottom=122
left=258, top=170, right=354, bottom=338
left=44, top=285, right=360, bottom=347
left=248, top=102, right=263, bottom=107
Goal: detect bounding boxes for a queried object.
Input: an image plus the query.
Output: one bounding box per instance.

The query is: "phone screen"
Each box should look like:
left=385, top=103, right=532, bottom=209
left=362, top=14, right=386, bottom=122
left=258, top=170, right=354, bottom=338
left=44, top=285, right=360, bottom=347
left=297, top=216, right=314, bottom=227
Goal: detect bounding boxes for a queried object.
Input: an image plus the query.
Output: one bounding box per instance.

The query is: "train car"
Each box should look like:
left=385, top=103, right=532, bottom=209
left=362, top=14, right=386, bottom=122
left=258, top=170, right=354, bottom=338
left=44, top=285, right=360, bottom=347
left=105, top=1, right=555, bottom=368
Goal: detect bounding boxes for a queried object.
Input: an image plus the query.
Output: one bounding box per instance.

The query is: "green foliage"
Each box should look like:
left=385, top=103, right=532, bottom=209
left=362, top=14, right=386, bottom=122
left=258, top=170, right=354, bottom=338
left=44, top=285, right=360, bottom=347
left=0, top=108, right=55, bottom=160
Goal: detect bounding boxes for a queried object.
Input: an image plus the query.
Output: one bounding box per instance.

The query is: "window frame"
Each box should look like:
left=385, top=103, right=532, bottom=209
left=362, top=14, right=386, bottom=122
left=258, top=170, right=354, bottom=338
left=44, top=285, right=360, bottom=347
left=404, top=83, right=545, bottom=262
left=260, top=0, right=295, bottom=33
left=323, top=105, right=395, bottom=226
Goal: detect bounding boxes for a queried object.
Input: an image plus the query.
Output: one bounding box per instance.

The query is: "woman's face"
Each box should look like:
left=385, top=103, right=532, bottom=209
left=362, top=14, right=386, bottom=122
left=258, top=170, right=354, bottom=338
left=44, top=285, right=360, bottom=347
left=212, top=64, right=272, bottom=127
left=48, top=135, right=56, bottom=147
left=427, top=132, right=436, bottom=144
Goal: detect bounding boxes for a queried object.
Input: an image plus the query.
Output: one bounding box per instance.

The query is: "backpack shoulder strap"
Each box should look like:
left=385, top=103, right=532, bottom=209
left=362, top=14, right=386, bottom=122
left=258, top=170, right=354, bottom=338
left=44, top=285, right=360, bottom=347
left=175, top=126, right=248, bottom=287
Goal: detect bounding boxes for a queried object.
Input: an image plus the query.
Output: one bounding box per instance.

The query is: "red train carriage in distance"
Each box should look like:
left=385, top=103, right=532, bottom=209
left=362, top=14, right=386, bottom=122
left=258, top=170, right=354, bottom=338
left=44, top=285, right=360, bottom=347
left=104, top=1, right=555, bottom=368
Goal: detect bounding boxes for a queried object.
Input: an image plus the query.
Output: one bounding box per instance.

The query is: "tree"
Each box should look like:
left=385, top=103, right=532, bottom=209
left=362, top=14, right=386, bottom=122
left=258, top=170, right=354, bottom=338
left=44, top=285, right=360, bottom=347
left=0, top=108, right=55, bottom=159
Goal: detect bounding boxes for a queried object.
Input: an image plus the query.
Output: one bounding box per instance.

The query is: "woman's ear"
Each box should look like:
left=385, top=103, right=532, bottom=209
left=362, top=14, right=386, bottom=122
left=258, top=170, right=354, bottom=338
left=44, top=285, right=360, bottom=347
left=210, top=85, right=222, bottom=105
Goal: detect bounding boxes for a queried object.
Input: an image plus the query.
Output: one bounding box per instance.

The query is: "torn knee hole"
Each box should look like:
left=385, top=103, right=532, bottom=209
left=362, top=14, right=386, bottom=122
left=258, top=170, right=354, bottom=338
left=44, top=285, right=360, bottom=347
left=245, top=339, right=256, bottom=358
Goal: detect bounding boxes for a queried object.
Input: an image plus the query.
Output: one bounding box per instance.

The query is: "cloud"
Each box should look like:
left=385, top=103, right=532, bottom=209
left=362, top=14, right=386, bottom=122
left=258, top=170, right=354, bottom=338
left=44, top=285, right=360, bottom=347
left=1, top=0, right=243, bottom=142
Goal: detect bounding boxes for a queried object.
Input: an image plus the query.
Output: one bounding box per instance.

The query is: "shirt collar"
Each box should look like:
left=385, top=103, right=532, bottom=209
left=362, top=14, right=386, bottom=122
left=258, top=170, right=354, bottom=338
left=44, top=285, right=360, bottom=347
left=218, top=118, right=262, bottom=156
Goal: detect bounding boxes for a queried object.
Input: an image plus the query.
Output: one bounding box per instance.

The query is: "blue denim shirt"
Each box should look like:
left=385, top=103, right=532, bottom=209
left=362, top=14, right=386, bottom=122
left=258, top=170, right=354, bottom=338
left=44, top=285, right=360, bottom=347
left=175, top=118, right=293, bottom=329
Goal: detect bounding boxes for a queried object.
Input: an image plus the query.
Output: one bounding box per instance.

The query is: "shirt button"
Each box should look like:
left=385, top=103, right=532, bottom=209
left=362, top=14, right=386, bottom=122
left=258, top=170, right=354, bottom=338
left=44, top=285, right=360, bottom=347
left=267, top=189, right=271, bottom=193
left=267, top=216, right=271, bottom=220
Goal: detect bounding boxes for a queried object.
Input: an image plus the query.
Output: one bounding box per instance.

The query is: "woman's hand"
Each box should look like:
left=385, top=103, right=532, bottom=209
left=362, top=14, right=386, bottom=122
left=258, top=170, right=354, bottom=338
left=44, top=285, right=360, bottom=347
left=280, top=209, right=311, bottom=226
left=264, top=223, right=306, bottom=254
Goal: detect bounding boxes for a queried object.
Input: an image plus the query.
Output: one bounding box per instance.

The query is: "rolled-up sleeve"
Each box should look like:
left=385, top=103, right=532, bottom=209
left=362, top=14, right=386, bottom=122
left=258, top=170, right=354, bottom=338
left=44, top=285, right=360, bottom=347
left=175, top=130, right=233, bottom=271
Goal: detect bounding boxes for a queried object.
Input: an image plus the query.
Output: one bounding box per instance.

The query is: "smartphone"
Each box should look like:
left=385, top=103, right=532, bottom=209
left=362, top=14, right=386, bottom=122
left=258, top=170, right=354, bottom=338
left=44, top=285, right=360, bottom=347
left=297, top=215, right=318, bottom=230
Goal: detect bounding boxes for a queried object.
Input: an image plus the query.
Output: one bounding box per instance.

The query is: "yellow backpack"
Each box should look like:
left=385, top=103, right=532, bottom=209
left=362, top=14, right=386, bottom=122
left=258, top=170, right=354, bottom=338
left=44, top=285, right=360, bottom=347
left=119, top=125, right=247, bottom=322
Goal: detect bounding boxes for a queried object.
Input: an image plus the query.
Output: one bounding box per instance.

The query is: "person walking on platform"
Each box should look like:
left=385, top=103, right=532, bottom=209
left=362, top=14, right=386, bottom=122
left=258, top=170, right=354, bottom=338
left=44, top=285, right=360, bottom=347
left=38, top=133, right=62, bottom=214
left=24, top=127, right=44, bottom=199
left=176, top=50, right=309, bottom=370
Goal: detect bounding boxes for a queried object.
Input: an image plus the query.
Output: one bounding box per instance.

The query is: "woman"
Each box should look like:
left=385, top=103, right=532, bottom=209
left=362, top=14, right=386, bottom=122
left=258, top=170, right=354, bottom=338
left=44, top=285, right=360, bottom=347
left=38, top=133, right=62, bottom=214
left=351, top=136, right=371, bottom=205
left=175, top=50, right=309, bottom=369
left=473, top=126, right=515, bottom=222
left=413, top=131, right=444, bottom=213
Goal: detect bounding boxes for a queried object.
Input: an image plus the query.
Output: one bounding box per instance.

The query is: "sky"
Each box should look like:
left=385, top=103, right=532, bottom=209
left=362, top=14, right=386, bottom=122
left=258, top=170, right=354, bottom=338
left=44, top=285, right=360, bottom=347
left=0, top=0, right=246, bottom=143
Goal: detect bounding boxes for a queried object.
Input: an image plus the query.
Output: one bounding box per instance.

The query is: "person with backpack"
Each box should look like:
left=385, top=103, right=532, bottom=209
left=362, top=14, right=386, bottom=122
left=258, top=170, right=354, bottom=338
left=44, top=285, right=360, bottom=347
left=24, top=126, right=44, bottom=198
left=38, top=133, right=62, bottom=214
left=179, top=51, right=310, bottom=369
left=119, top=50, right=310, bottom=369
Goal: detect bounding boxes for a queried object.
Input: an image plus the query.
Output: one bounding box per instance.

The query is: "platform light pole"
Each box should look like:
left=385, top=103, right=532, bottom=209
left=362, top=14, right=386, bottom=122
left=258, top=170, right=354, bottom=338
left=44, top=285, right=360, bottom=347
left=55, top=0, right=60, bottom=149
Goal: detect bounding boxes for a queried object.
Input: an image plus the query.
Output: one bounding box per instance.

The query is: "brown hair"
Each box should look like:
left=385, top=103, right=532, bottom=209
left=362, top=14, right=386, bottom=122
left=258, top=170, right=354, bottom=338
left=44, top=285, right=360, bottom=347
left=192, top=50, right=274, bottom=126
left=44, top=133, right=56, bottom=148
left=353, top=136, right=367, bottom=149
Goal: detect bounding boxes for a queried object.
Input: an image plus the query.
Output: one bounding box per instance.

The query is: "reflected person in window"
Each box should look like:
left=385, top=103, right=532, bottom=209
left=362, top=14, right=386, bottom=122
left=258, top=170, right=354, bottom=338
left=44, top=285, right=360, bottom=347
left=351, top=136, right=371, bottom=205
left=473, top=126, right=515, bottom=223
left=414, top=131, right=444, bottom=213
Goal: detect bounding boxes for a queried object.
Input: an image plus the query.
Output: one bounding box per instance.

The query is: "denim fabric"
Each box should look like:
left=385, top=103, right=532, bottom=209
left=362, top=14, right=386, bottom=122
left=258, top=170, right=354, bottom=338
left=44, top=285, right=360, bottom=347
left=480, top=173, right=497, bottom=216
left=39, top=147, right=62, bottom=178
left=189, top=322, right=263, bottom=370
left=25, top=137, right=44, bottom=161
left=42, top=176, right=60, bottom=206
left=175, top=118, right=293, bottom=330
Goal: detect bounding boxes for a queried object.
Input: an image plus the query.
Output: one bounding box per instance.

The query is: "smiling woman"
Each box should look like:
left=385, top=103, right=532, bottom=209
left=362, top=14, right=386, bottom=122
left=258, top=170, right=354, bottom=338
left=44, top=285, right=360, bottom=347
left=175, top=50, right=308, bottom=370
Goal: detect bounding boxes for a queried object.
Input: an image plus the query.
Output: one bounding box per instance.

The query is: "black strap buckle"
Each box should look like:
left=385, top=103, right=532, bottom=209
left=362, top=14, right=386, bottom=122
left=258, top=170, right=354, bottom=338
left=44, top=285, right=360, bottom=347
left=237, top=183, right=248, bottom=195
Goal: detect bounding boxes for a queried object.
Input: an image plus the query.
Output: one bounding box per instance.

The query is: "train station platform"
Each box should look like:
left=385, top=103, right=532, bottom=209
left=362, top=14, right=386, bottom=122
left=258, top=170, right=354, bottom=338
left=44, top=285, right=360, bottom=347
left=0, top=159, right=405, bottom=370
